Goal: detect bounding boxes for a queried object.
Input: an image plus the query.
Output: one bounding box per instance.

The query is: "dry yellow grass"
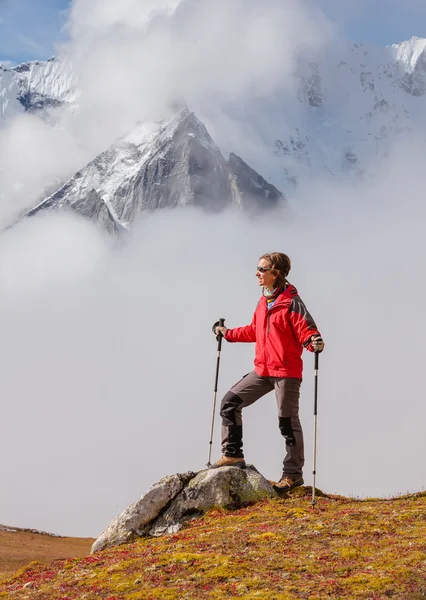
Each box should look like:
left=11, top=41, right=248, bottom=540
left=0, top=526, right=94, bottom=582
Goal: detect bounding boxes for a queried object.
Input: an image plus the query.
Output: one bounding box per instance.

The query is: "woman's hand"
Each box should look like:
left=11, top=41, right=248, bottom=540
left=215, top=326, right=228, bottom=337
left=310, top=335, right=324, bottom=353
left=212, top=320, right=228, bottom=339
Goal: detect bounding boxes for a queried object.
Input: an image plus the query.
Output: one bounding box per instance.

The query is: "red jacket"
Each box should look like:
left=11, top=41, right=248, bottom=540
left=224, top=284, right=321, bottom=379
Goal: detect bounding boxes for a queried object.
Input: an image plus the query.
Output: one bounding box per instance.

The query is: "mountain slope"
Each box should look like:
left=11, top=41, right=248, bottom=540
left=198, top=37, right=426, bottom=193
left=0, top=58, right=75, bottom=121
left=1, top=490, right=425, bottom=599
left=3, top=37, right=426, bottom=222
left=0, top=525, right=93, bottom=582
left=26, top=108, right=284, bottom=230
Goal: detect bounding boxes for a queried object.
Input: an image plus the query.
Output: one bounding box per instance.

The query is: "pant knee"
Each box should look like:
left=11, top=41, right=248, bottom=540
left=220, top=391, right=243, bottom=426
left=279, top=417, right=296, bottom=446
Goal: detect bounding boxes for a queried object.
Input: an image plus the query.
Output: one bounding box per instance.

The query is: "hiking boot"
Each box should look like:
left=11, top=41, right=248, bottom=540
left=209, top=455, right=246, bottom=469
left=273, top=475, right=304, bottom=492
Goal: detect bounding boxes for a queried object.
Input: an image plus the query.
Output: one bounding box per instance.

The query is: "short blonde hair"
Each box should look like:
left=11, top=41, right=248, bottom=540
left=259, top=252, right=291, bottom=288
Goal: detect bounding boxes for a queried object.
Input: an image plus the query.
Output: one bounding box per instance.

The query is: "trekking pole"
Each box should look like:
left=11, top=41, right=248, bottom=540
left=312, top=351, right=319, bottom=508
left=206, top=318, right=225, bottom=467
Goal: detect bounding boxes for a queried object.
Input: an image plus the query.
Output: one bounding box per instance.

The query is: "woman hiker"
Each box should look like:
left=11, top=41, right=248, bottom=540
left=211, top=252, right=324, bottom=492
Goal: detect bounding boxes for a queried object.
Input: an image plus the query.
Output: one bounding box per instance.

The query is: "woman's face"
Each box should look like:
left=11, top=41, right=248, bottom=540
left=256, top=258, right=278, bottom=290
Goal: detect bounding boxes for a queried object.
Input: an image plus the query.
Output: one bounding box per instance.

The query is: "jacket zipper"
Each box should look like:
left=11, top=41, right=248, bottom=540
left=265, top=302, right=290, bottom=369
left=264, top=313, right=270, bottom=370
left=262, top=289, right=293, bottom=373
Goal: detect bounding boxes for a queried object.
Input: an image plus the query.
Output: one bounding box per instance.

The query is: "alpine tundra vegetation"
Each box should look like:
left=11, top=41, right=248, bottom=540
left=1, top=485, right=425, bottom=599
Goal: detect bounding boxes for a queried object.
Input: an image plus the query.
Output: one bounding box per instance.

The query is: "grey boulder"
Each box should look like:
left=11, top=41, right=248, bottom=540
left=148, top=465, right=278, bottom=537
left=91, top=466, right=278, bottom=553
left=91, top=471, right=195, bottom=553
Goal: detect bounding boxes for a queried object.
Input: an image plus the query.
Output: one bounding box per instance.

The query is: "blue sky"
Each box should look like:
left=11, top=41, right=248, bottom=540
left=318, top=0, right=426, bottom=46
left=0, top=0, right=425, bottom=65
left=0, top=0, right=70, bottom=64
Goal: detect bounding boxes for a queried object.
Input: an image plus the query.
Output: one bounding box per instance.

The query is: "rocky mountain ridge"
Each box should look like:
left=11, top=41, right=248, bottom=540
left=25, top=108, right=284, bottom=231
left=2, top=37, right=426, bottom=225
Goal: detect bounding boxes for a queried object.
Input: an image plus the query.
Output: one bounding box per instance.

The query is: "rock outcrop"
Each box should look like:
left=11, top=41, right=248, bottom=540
left=91, top=466, right=278, bottom=554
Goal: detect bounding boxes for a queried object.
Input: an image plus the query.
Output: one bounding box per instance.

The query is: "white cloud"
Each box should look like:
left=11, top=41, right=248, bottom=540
left=60, top=0, right=335, bottom=152
left=67, top=0, right=180, bottom=35
left=0, top=113, right=89, bottom=228
left=0, top=135, right=425, bottom=536
left=0, top=0, right=425, bottom=539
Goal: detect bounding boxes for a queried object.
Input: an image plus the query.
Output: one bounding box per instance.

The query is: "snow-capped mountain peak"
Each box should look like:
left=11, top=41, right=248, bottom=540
left=392, top=37, right=426, bottom=73
left=25, top=107, right=285, bottom=231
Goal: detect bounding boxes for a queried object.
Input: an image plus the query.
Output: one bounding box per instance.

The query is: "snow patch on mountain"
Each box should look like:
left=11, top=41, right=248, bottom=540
left=392, top=37, right=426, bottom=73
left=0, top=57, right=76, bottom=121
left=246, top=37, right=426, bottom=193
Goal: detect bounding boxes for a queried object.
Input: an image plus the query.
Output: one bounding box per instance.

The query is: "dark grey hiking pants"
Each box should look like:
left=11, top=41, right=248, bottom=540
left=220, top=371, right=304, bottom=477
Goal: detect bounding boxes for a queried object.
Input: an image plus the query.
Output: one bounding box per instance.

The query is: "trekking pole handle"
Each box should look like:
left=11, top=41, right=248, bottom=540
left=314, top=351, right=319, bottom=371
left=217, top=318, right=225, bottom=351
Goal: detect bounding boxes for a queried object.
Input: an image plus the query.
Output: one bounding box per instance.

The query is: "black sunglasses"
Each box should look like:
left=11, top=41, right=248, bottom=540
left=257, top=266, right=272, bottom=273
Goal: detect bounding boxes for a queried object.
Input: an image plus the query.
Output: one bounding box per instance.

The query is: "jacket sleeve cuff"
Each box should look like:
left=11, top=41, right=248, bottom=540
left=223, top=329, right=236, bottom=342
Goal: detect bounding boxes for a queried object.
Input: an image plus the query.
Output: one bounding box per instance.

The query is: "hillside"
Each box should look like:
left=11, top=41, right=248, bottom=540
left=0, top=526, right=94, bottom=582
left=1, top=488, right=425, bottom=599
